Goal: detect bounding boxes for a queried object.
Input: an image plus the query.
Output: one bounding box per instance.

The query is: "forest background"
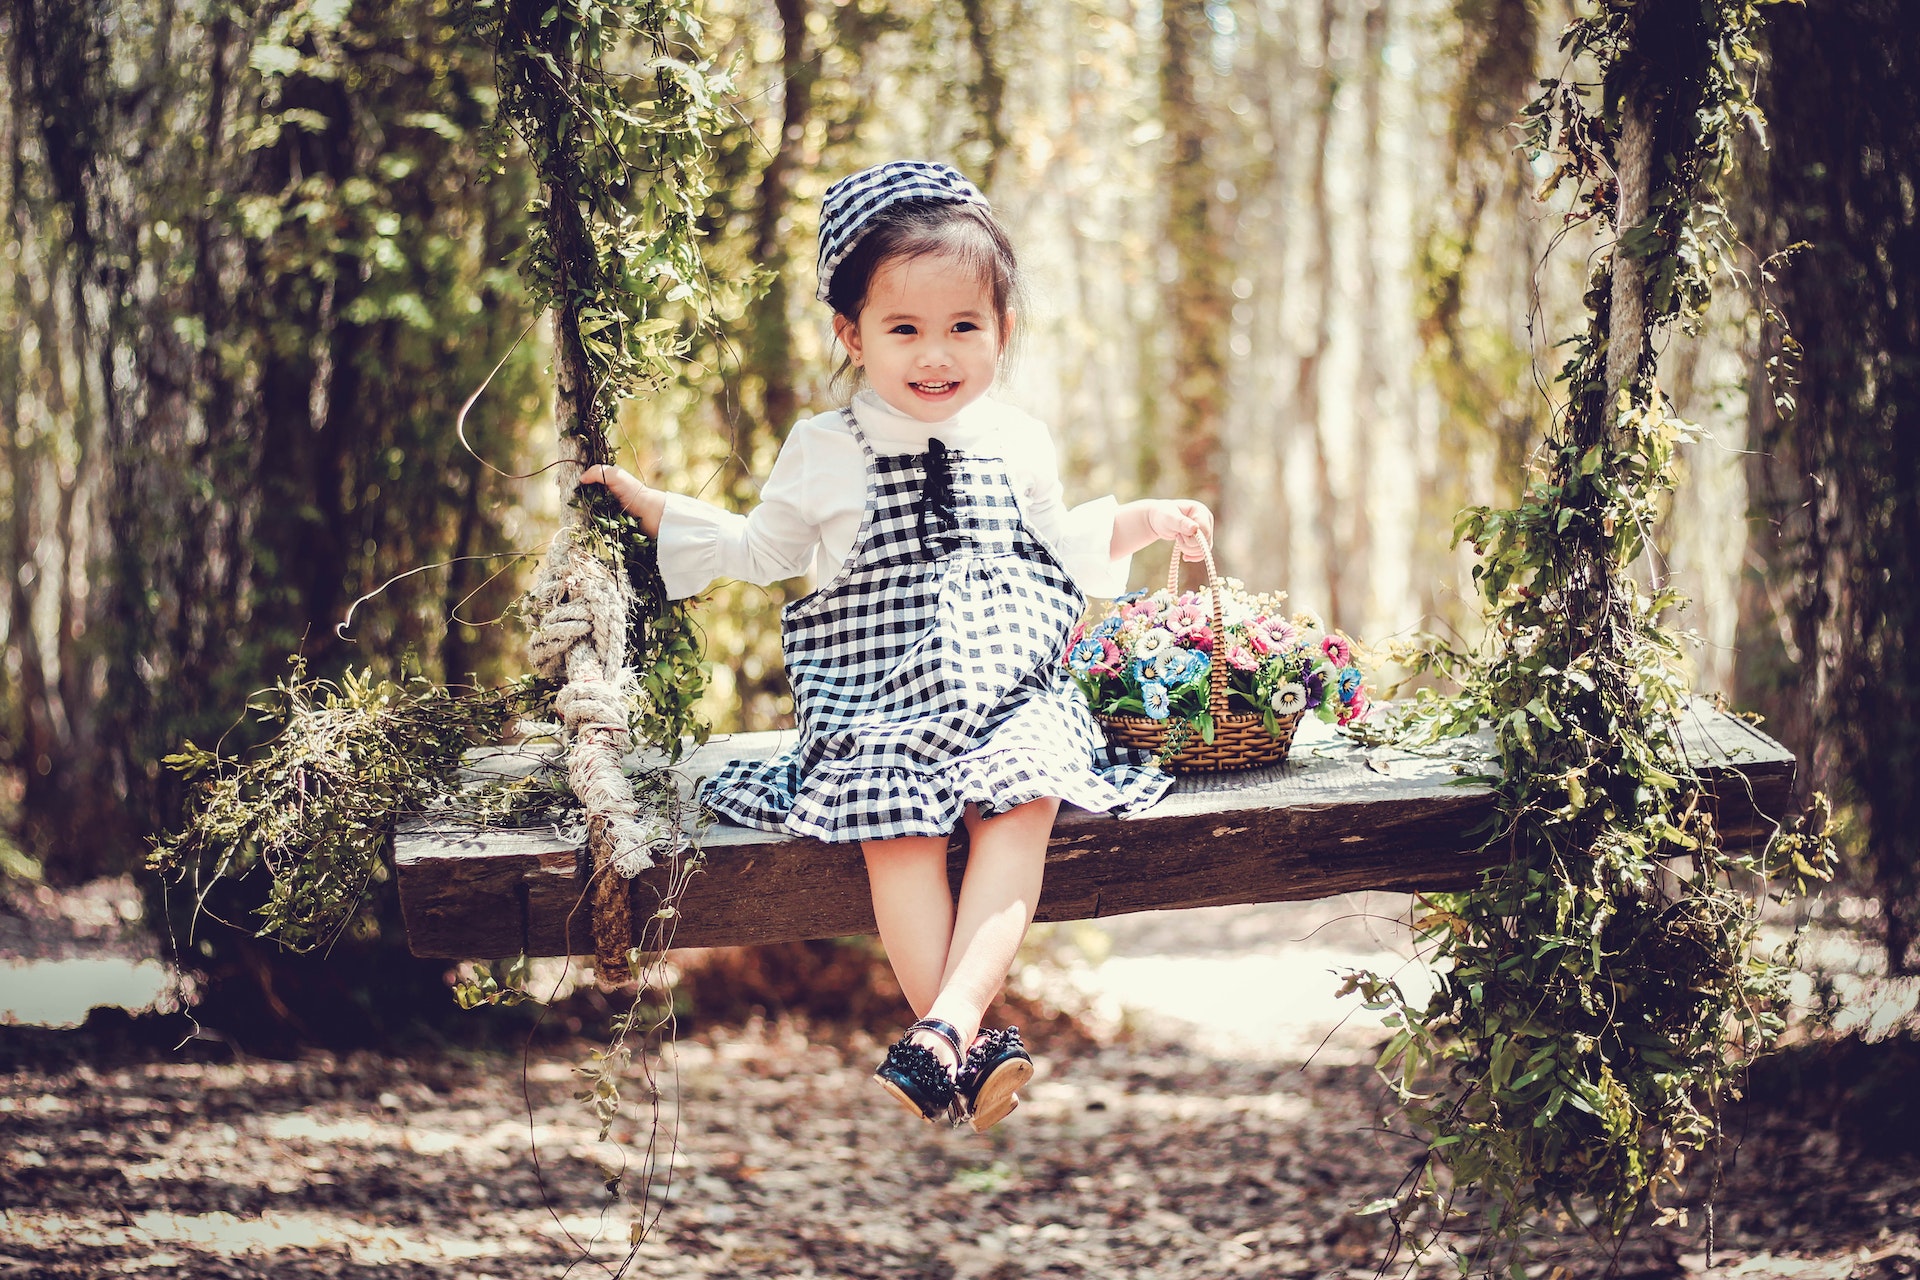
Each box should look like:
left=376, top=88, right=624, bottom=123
left=1, top=0, right=1915, bottom=1008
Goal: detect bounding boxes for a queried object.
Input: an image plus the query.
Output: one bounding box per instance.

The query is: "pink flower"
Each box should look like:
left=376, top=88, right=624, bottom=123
left=1258, top=618, right=1296, bottom=648
left=1189, top=627, right=1214, bottom=652
left=1321, top=633, right=1353, bottom=666
left=1091, top=637, right=1123, bottom=676
left=1226, top=642, right=1260, bottom=672
left=1338, top=689, right=1372, bottom=726
left=1122, top=600, right=1158, bottom=622
left=1068, top=621, right=1087, bottom=649
left=1247, top=629, right=1274, bottom=656
left=1166, top=603, right=1208, bottom=636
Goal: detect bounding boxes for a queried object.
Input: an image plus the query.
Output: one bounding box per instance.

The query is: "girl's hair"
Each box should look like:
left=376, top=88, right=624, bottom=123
left=826, top=199, right=1025, bottom=380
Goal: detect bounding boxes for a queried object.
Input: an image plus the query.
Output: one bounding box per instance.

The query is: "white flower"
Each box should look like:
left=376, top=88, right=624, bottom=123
left=1270, top=682, right=1307, bottom=716
left=1134, top=628, right=1177, bottom=660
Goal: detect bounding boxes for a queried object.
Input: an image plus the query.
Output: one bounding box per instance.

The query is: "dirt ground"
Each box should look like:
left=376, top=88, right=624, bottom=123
left=3, top=893, right=1920, bottom=1279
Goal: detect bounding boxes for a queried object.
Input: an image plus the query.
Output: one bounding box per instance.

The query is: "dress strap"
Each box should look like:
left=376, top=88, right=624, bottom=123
left=840, top=406, right=876, bottom=460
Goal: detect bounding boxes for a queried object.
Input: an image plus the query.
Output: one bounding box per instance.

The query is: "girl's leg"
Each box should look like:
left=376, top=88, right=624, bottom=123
left=860, top=835, right=956, bottom=1021
left=922, top=797, right=1058, bottom=1053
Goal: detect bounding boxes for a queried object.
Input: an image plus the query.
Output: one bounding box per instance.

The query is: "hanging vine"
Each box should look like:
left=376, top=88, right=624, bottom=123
left=1352, top=0, right=1837, bottom=1267
left=477, top=0, right=743, bottom=983
left=155, top=0, right=741, bottom=966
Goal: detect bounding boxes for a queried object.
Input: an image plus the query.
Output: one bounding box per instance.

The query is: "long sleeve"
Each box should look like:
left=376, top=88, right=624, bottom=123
left=654, top=424, right=828, bottom=601
left=1014, top=418, right=1130, bottom=599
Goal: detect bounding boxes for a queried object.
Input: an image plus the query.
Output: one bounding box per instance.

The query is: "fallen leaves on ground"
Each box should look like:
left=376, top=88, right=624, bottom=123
left=3, top=1016, right=1919, bottom=1279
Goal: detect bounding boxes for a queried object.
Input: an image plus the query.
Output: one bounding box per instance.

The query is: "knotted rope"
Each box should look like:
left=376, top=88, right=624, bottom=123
left=527, top=483, right=677, bottom=983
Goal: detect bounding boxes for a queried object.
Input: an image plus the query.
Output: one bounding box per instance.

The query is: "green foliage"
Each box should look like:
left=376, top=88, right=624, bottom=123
left=0, top=838, right=44, bottom=888
left=1, top=0, right=550, bottom=882
left=151, top=662, right=548, bottom=952
left=452, top=955, right=538, bottom=1008
left=592, top=505, right=712, bottom=760
left=1356, top=1, right=1840, bottom=1265
left=488, top=0, right=749, bottom=407
left=478, top=0, right=753, bottom=755
left=156, top=0, right=744, bottom=947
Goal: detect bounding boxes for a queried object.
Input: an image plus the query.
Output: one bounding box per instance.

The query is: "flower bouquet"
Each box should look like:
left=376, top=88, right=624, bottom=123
left=1065, top=544, right=1370, bottom=772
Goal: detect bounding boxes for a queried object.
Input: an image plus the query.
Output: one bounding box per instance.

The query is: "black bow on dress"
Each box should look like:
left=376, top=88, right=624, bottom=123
left=918, top=437, right=959, bottom=551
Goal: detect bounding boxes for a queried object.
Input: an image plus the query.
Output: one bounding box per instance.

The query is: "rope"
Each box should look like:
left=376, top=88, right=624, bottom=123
left=527, top=505, right=679, bottom=982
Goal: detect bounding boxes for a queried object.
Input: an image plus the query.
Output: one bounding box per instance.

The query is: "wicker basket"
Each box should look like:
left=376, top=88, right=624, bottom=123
left=1095, top=541, right=1302, bottom=773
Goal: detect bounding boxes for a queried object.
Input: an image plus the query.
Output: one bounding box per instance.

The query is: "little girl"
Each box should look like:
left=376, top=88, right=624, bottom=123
left=585, top=160, right=1212, bottom=1131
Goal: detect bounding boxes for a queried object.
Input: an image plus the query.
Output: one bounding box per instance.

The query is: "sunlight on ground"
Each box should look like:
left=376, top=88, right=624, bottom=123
left=1075, top=947, right=1437, bottom=1064
left=1074, top=897, right=1920, bottom=1065
left=0, top=956, right=177, bottom=1028
left=1052, top=897, right=1438, bottom=1064
left=1, top=1208, right=550, bottom=1269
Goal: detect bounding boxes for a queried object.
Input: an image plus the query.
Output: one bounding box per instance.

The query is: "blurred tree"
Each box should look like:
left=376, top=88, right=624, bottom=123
left=1410, top=0, right=1545, bottom=636
left=4, top=0, right=1819, bottom=923
left=1298, top=0, right=1341, bottom=623
left=1737, top=0, right=1920, bottom=970
left=1160, top=0, right=1232, bottom=515
left=0, top=0, right=541, bottom=884
left=1345, top=0, right=1386, bottom=631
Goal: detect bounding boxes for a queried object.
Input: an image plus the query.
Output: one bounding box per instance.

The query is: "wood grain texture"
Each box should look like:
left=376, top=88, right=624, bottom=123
left=395, top=701, right=1796, bottom=959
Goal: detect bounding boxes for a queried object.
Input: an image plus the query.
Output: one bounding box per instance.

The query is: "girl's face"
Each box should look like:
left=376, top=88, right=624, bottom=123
left=833, top=251, right=1011, bottom=424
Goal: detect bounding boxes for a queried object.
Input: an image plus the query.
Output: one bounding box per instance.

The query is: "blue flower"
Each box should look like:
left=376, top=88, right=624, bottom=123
left=1141, top=682, right=1171, bottom=720
left=1090, top=616, right=1122, bottom=639
left=1068, top=637, right=1107, bottom=676
left=1133, top=654, right=1168, bottom=684
left=1172, top=649, right=1210, bottom=687
left=1338, top=665, right=1363, bottom=698
left=1115, top=589, right=1148, bottom=604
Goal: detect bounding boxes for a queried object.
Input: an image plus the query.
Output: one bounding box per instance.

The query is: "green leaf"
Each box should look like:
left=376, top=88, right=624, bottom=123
left=249, top=43, right=300, bottom=77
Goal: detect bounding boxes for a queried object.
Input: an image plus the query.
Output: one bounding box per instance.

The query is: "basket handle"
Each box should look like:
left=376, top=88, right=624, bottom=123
left=1166, top=537, right=1229, bottom=717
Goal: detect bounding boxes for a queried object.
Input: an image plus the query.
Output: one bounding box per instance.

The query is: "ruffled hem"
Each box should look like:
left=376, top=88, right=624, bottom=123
left=700, top=741, right=1171, bottom=845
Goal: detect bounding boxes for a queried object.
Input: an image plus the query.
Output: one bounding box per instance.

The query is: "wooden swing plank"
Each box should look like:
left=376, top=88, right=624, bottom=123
left=393, top=700, right=1794, bottom=959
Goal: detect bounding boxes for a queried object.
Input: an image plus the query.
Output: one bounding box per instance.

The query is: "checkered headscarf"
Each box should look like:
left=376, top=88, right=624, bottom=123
left=815, top=161, right=992, bottom=303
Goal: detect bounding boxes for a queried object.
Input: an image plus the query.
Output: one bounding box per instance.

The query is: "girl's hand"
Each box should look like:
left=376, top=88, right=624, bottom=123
left=1144, top=499, right=1215, bottom=561
left=579, top=463, right=665, bottom=537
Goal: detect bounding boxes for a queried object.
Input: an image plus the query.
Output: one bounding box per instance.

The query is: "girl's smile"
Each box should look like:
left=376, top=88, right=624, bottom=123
left=834, top=252, right=1012, bottom=424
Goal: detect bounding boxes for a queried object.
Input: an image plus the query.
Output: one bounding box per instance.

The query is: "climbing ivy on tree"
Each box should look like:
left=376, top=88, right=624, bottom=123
left=1354, top=0, right=1837, bottom=1265
left=481, top=0, right=749, bottom=755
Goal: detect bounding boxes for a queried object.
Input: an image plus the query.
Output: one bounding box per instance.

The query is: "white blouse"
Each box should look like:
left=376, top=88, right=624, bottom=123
left=656, top=390, right=1129, bottom=602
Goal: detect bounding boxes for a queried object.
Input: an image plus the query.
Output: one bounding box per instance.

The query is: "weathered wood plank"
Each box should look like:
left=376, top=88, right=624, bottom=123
left=394, top=701, right=1796, bottom=959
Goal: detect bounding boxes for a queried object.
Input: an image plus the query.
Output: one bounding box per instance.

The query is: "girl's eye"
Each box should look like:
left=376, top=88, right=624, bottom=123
left=889, top=324, right=917, bottom=335
left=954, top=321, right=980, bottom=333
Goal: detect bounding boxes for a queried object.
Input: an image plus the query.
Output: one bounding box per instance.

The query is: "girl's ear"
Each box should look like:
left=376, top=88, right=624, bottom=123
left=832, top=313, right=864, bottom=367
left=998, top=307, right=1018, bottom=357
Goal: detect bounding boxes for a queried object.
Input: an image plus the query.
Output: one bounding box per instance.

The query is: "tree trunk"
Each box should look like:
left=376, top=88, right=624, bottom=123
left=957, top=0, right=1008, bottom=188
left=1160, top=0, right=1229, bottom=518
left=1736, top=0, right=1920, bottom=971
left=1300, top=0, right=1341, bottom=627
left=1349, top=0, right=1387, bottom=632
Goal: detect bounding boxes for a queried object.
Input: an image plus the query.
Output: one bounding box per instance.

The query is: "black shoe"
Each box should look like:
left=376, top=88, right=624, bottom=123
left=954, top=1025, right=1033, bottom=1133
left=874, top=1017, right=963, bottom=1122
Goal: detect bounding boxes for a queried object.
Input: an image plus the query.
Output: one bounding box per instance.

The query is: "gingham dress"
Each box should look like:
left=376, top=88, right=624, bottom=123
left=699, top=412, right=1172, bottom=843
